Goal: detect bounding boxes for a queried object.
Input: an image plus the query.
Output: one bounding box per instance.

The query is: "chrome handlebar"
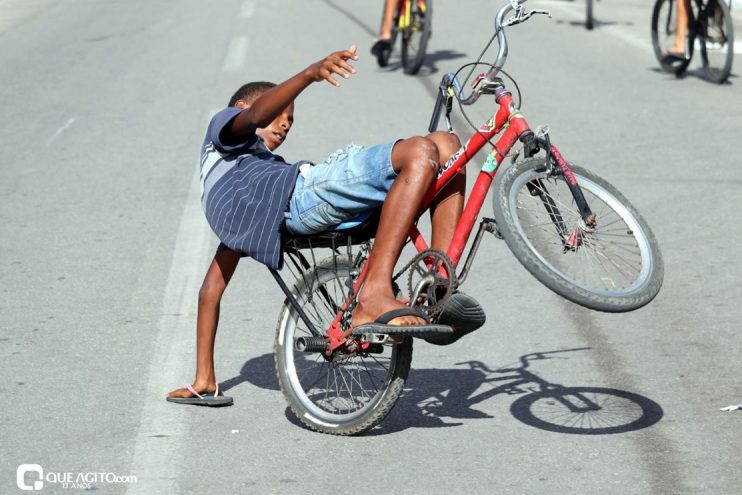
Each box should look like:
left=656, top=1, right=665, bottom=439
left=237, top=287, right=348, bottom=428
left=428, top=0, right=550, bottom=131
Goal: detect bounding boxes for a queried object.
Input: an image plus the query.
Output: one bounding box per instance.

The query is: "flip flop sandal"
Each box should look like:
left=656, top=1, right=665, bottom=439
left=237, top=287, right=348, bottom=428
left=425, top=291, right=486, bottom=346
left=370, top=39, right=392, bottom=56
left=352, top=307, right=453, bottom=339
left=166, top=383, right=234, bottom=407
left=660, top=50, right=688, bottom=64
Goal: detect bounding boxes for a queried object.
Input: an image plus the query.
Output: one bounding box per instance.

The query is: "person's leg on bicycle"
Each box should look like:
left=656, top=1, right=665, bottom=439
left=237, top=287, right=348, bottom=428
left=352, top=131, right=465, bottom=327
left=352, top=135, right=441, bottom=327
left=667, top=0, right=692, bottom=57
left=423, top=131, right=486, bottom=345
left=371, top=0, right=400, bottom=56
left=286, top=135, right=445, bottom=327
left=166, top=247, right=241, bottom=400
left=426, top=131, right=465, bottom=251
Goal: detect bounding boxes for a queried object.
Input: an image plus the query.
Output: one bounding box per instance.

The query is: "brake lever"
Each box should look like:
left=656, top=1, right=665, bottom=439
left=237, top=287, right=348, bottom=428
left=504, top=8, right=551, bottom=27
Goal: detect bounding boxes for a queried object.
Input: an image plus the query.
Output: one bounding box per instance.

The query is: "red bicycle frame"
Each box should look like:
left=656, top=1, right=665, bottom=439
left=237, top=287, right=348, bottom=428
left=325, top=85, right=531, bottom=350
left=415, top=88, right=529, bottom=266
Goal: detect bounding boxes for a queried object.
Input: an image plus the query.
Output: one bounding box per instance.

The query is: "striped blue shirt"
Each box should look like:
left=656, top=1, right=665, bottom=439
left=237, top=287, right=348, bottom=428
left=200, top=108, right=299, bottom=269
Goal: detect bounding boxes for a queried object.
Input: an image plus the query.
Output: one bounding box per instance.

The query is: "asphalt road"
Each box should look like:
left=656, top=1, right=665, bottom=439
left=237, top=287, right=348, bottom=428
left=2, top=0, right=741, bottom=493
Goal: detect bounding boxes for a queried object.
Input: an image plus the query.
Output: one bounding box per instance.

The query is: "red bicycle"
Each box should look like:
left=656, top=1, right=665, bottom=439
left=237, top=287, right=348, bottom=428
left=271, top=0, right=664, bottom=435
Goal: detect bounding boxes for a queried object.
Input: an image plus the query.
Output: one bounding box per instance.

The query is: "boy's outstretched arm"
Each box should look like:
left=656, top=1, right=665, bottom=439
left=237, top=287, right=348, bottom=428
left=224, top=45, right=359, bottom=142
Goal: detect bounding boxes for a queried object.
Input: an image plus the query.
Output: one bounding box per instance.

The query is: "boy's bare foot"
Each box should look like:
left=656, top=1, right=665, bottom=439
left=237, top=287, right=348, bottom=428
left=352, top=295, right=427, bottom=328
left=166, top=382, right=233, bottom=407
left=167, top=382, right=221, bottom=399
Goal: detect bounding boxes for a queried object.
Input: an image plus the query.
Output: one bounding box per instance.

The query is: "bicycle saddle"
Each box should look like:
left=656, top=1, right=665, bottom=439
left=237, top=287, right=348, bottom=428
left=282, top=208, right=381, bottom=251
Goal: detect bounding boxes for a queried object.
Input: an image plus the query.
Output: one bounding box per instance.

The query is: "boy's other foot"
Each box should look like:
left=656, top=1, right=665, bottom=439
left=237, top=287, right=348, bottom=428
left=166, top=383, right=233, bottom=407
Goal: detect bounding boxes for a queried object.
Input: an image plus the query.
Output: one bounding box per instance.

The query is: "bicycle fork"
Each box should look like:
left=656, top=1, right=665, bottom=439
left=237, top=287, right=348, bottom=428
left=523, top=130, right=597, bottom=251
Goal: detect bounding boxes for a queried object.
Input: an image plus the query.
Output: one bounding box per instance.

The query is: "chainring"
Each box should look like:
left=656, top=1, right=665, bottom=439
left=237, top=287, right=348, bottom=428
left=405, top=248, right=457, bottom=317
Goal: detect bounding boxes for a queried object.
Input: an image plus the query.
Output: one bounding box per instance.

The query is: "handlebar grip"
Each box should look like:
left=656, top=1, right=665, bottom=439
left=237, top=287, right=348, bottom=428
left=428, top=89, right=444, bottom=133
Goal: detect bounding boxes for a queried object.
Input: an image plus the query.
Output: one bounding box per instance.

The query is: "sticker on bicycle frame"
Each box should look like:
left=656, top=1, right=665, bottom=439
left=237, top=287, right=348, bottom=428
left=483, top=153, right=499, bottom=173
left=480, top=116, right=496, bottom=132
left=437, top=146, right=465, bottom=178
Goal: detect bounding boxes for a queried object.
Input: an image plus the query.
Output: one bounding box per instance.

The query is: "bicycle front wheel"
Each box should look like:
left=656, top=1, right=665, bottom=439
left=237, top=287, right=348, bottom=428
left=493, top=158, right=664, bottom=313
left=274, top=256, right=412, bottom=435
left=401, top=0, right=432, bottom=75
left=651, top=0, right=694, bottom=74
left=699, top=0, right=734, bottom=83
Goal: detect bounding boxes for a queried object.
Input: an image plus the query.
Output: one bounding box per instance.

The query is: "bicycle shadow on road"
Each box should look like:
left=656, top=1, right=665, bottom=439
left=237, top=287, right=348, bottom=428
left=370, top=347, right=664, bottom=436
left=556, top=19, right=634, bottom=29
left=650, top=66, right=737, bottom=85
left=224, top=348, right=663, bottom=436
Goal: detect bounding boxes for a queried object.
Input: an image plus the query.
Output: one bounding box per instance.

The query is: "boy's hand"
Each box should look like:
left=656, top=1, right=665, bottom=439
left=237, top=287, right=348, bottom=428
left=306, top=45, right=359, bottom=87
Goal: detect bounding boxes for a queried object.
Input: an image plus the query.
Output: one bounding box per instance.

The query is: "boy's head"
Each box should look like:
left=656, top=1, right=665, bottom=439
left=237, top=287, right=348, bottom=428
left=229, top=81, right=294, bottom=151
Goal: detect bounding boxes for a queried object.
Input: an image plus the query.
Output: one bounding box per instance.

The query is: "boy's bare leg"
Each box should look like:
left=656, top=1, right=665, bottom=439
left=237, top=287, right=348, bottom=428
left=352, top=136, right=440, bottom=327
left=167, top=248, right=241, bottom=398
left=426, top=132, right=465, bottom=251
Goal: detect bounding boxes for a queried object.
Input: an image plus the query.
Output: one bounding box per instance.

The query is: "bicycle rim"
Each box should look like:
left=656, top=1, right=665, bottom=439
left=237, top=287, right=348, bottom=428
left=275, top=257, right=410, bottom=434
left=699, top=0, right=734, bottom=83
left=651, top=0, right=693, bottom=74
left=495, top=159, right=663, bottom=311
left=401, top=0, right=431, bottom=74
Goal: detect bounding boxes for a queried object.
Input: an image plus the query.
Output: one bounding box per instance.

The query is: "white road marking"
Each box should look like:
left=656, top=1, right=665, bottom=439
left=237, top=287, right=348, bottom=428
left=240, top=0, right=255, bottom=19
left=602, top=23, right=653, bottom=55
left=222, top=36, right=249, bottom=72
left=0, top=0, right=52, bottom=35
left=126, top=144, right=212, bottom=494
left=47, top=117, right=77, bottom=146
left=540, top=0, right=652, bottom=54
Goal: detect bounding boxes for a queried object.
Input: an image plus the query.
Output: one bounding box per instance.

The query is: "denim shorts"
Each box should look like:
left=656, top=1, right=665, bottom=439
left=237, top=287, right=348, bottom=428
left=285, top=141, right=398, bottom=235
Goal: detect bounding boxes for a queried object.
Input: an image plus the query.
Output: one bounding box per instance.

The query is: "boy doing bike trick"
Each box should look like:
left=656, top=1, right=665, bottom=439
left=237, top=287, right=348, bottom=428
left=167, top=45, right=483, bottom=406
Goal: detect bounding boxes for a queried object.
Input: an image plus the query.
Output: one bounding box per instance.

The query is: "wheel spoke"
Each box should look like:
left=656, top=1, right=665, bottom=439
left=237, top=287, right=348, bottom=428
left=499, top=159, right=661, bottom=308
left=277, top=257, right=409, bottom=432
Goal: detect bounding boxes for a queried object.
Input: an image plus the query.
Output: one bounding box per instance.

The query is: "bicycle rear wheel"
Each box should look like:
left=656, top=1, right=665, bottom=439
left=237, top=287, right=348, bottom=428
left=401, top=0, right=432, bottom=75
left=493, top=158, right=664, bottom=313
left=699, top=0, right=734, bottom=83
left=651, top=0, right=694, bottom=74
left=274, top=256, right=412, bottom=435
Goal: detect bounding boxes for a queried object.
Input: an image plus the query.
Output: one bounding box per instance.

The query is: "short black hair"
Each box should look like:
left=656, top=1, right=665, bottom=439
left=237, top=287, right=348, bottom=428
left=228, top=81, right=276, bottom=106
